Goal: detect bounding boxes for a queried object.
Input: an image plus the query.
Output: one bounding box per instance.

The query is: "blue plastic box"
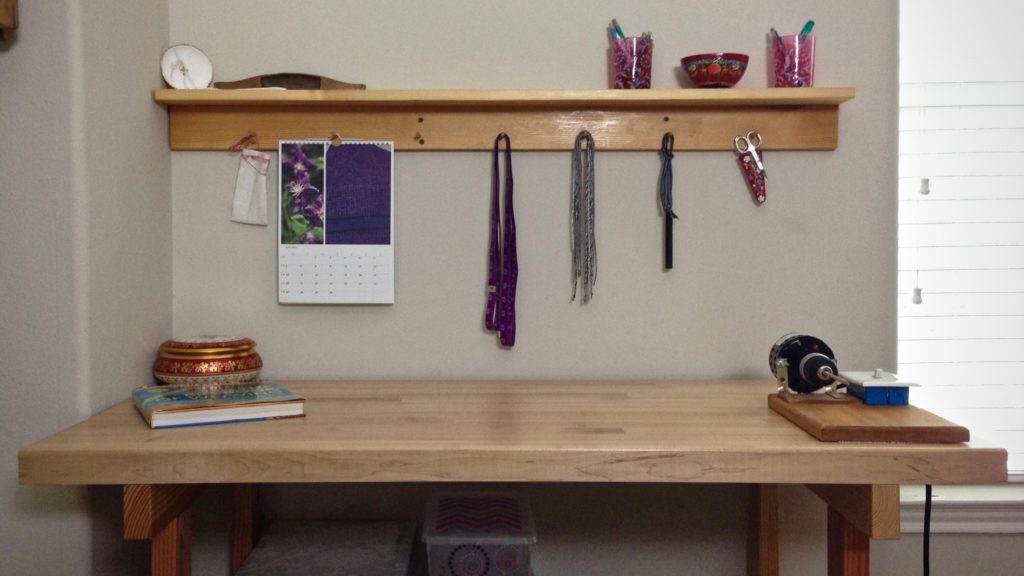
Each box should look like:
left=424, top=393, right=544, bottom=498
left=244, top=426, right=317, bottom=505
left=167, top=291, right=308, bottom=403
left=840, top=370, right=917, bottom=406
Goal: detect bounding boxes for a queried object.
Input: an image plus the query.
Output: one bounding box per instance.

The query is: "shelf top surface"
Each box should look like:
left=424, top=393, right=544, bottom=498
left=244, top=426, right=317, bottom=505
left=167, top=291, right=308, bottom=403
left=154, top=87, right=856, bottom=107
left=19, top=379, right=1005, bottom=486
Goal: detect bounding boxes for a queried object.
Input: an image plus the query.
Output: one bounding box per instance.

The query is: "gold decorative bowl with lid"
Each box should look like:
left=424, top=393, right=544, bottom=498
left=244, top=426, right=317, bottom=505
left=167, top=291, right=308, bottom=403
left=153, top=336, right=262, bottom=387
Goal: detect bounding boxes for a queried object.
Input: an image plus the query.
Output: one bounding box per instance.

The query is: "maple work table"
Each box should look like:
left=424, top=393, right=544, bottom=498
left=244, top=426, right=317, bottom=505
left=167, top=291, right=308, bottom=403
left=19, top=380, right=1007, bottom=576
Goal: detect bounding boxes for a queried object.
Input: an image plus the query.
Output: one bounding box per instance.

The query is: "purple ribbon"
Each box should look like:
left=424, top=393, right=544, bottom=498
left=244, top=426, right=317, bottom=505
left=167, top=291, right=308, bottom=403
left=484, top=133, right=517, bottom=347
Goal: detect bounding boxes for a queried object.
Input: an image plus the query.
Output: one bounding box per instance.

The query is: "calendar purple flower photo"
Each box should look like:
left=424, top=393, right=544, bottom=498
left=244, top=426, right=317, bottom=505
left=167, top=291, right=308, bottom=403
left=280, top=142, right=325, bottom=245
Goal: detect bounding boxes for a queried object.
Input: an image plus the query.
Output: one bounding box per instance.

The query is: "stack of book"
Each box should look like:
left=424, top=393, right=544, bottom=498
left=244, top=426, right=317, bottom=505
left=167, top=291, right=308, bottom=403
left=132, top=381, right=304, bottom=429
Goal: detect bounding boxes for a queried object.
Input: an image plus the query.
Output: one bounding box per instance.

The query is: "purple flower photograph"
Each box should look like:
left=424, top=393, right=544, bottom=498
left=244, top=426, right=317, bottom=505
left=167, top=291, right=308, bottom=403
left=280, top=142, right=325, bottom=244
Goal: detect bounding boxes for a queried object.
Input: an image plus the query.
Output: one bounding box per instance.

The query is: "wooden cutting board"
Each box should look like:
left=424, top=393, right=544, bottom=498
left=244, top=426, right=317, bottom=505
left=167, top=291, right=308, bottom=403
left=768, top=393, right=970, bottom=443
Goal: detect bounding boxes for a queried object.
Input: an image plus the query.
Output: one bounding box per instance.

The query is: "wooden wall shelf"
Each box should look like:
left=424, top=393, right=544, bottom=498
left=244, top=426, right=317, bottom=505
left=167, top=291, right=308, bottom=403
left=154, top=87, right=855, bottom=152
left=0, top=0, right=18, bottom=40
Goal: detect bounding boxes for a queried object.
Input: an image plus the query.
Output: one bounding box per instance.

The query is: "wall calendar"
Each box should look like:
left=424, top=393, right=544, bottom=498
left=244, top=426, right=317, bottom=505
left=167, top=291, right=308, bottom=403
left=278, top=139, right=394, bottom=304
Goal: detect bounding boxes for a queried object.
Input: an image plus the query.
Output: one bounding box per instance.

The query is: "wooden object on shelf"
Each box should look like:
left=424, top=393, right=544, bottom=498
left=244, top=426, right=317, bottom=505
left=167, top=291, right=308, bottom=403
left=153, top=87, right=855, bottom=152
left=768, top=393, right=970, bottom=443
left=19, top=379, right=1003, bottom=486
left=0, top=0, right=17, bottom=40
left=213, top=73, right=365, bottom=90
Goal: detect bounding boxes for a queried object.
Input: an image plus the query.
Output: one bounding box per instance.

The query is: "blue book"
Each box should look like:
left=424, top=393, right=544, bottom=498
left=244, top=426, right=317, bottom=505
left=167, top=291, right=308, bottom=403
left=132, top=382, right=305, bottom=429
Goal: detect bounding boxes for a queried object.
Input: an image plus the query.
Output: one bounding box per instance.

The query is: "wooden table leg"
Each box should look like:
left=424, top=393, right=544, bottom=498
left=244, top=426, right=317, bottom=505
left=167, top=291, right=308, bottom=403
left=151, top=508, right=192, bottom=576
left=231, top=484, right=259, bottom=574
left=123, top=484, right=203, bottom=576
left=747, top=484, right=780, bottom=576
left=808, top=484, right=899, bottom=576
left=828, top=506, right=870, bottom=576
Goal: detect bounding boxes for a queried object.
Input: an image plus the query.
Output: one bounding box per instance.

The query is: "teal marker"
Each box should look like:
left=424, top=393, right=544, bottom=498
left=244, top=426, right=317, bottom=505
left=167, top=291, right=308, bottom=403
left=799, top=20, right=815, bottom=38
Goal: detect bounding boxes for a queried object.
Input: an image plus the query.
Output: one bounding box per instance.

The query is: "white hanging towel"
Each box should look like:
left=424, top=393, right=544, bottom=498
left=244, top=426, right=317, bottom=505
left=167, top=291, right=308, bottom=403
left=231, top=150, right=271, bottom=225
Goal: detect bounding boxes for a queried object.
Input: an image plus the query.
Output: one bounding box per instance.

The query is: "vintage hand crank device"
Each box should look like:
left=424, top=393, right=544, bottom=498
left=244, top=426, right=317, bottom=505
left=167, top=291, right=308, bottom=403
left=769, top=333, right=840, bottom=394
left=769, top=333, right=917, bottom=405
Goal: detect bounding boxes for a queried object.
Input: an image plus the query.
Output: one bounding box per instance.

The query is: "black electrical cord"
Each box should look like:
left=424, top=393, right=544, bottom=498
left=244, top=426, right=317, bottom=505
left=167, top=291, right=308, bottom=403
left=924, top=484, right=932, bottom=576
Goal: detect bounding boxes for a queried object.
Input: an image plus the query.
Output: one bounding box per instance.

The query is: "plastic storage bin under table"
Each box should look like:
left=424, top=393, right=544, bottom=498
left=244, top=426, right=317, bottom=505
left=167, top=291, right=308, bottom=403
left=423, top=493, right=536, bottom=576
left=236, top=520, right=416, bottom=576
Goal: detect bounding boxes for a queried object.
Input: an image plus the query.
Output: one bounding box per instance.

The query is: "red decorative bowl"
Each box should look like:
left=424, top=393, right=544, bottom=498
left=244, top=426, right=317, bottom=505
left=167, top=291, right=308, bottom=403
left=153, top=336, right=262, bottom=388
left=680, top=53, right=749, bottom=88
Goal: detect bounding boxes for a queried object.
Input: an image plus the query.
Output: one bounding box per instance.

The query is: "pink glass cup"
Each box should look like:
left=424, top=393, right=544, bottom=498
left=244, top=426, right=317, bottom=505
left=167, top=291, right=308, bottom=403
left=771, top=34, right=815, bottom=87
left=611, top=37, right=654, bottom=89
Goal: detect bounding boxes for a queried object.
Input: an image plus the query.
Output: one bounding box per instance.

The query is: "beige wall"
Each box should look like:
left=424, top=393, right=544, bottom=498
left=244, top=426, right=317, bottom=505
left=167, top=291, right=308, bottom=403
left=0, top=1, right=170, bottom=575
left=0, top=3, right=91, bottom=574
left=170, top=2, right=897, bottom=379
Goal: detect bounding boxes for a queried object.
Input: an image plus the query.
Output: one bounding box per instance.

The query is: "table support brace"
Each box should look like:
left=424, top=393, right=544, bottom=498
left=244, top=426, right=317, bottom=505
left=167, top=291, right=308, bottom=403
left=123, top=484, right=203, bottom=576
left=808, top=484, right=900, bottom=576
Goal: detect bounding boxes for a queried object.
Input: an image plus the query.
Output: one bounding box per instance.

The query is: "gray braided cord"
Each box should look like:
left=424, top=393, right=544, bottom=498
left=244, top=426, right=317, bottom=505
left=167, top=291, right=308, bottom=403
left=570, top=131, right=596, bottom=303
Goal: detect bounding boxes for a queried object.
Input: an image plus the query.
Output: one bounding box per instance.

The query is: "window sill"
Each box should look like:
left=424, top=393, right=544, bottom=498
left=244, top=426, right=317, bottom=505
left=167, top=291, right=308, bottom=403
left=900, top=481, right=1024, bottom=534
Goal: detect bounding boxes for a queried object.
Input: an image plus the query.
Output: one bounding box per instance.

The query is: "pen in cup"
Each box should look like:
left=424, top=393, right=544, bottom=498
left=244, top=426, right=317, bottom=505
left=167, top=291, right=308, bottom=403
left=611, top=18, right=625, bottom=39
left=770, top=27, right=792, bottom=78
left=799, top=20, right=815, bottom=38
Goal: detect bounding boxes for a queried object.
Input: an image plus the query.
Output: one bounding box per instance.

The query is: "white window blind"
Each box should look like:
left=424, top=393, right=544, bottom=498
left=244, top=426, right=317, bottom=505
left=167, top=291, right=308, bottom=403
left=899, top=0, right=1024, bottom=477
left=898, top=81, right=1024, bottom=475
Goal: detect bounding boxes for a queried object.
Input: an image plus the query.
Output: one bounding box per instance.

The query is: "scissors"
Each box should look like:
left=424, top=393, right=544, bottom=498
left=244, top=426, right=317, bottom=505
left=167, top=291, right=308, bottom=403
left=734, top=131, right=766, bottom=178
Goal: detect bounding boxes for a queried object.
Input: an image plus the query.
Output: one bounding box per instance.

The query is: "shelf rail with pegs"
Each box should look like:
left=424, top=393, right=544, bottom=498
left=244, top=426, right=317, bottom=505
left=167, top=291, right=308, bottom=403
left=154, top=87, right=855, bottom=152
